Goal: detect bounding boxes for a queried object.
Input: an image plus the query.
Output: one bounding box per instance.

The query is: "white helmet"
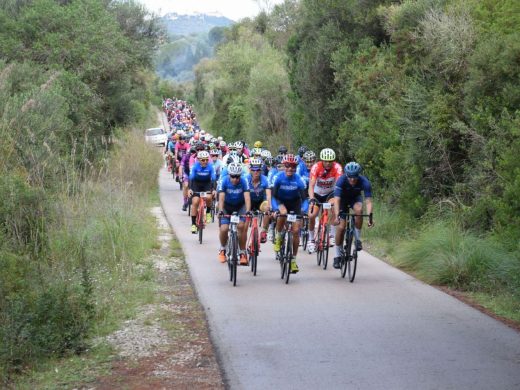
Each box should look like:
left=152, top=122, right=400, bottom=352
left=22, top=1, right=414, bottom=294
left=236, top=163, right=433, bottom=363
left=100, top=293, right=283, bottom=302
left=261, top=150, right=272, bottom=159
left=320, top=148, right=336, bottom=161
left=197, top=151, right=210, bottom=160
left=235, top=141, right=244, bottom=149
left=217, top=136, right=223, bottom=141
left=228, top=162, right=243, bottom=175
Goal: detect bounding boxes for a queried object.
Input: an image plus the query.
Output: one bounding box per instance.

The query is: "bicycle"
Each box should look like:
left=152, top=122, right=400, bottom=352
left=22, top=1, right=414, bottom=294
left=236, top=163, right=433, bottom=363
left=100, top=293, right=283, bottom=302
left=220, top=213, right=243, bottom=286
left=275, top=211, right=299, bottom=284
left=312, top=200, right=332, bottom=270
left=339, top=212, right=371, bottom=282
left=246, top=211, right=263, bottom=276
left=194, top=191, right=211, bottom=244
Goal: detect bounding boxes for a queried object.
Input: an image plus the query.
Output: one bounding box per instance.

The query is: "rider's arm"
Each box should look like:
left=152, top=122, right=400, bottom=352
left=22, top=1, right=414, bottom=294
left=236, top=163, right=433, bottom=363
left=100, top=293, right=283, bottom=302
left=266, top=188, right=272, bottom=209
left=218, top=191, right=225, bottom=212
left=244, top=191, right=251, bottom=213
left=365, top=197, right=373, bottom=216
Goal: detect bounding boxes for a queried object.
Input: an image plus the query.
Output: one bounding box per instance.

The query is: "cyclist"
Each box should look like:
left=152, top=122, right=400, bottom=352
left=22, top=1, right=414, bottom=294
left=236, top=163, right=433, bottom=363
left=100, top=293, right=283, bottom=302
left=246, top=158, right=272, bottom=243
left=174, top=135, right=190, bottom=182
left=254, top=140, right=263, bottom=150
left=271, top=154, right=308, bottom=273
left=332, top=161, right=374, bottom=269
left=210, top=148, right=223, bottom=181
left=278, top=145, right=288, bottom=156
left=180, top=146, right=196, bottom=211
left=217, top=162, right=252, bottom=265
left=307, top=148, right=343, bottom=253
left=188, top=151, right=217, bottom=234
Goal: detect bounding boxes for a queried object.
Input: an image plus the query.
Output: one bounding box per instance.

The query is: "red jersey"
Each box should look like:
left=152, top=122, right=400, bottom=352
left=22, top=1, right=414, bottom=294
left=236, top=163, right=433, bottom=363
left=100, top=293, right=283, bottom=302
left=310, top=161, right=343, bottom=196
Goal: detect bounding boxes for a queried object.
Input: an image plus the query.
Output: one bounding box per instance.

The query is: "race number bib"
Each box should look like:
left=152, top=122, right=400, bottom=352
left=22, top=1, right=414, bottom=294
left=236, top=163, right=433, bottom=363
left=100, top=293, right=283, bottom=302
left=287, top=214, right=297, bottom=222
left=230, top=215, right=240, bottom=224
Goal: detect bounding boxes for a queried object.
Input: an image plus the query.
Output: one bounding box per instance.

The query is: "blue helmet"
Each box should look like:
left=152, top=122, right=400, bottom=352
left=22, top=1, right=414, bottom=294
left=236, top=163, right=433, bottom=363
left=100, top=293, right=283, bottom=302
left=344, top=161, right=362, bottom=178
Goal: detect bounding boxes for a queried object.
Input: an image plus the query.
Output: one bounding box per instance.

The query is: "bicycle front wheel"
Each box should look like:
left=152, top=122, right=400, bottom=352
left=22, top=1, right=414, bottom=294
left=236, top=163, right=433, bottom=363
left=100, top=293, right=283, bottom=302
left=348, top=238, right=358, bottom=283
left=284, top=231, right=292, bottom=284
left=231, top=231, right=238, bottom=286
left=322, top=225, right=330, bottom=270
left=341, top=231, right=352, bottom=279
left=251, top=228, right=258, bottom=276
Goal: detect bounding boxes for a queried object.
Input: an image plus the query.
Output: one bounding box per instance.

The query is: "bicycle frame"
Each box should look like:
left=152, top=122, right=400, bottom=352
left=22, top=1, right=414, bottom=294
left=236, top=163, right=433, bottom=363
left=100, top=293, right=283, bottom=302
left=275, top=212, right=299, bottom=284
left=312, top=201, right=332, bottom=269
left=339, top=212, right=371, bottom=282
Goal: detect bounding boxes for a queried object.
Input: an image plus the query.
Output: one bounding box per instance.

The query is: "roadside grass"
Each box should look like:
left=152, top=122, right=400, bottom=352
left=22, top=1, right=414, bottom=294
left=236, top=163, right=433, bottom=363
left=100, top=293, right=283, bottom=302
left=6, top=125, right=165, bottom=387
left=365, top=204, right=520, bottom=324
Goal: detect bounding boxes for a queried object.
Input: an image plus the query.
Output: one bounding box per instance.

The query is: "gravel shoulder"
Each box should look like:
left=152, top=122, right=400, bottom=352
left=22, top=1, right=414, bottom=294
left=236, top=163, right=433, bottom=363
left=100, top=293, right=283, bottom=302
left=92, top=207, right=224, bottom=389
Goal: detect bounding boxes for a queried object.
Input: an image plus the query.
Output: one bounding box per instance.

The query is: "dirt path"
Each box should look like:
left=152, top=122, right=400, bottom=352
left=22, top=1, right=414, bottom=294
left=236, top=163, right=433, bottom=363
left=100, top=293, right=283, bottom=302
left=91, top=207, right=224, bottom=389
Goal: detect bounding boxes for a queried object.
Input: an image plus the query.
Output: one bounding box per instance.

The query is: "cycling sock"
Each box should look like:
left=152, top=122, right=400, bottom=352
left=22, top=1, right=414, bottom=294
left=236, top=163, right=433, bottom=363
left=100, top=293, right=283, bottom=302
left=335, top=245, right=342, bottom=257
left=308, top=230, right=314, bottom=241
left=275, top=232, right=282, bottom=240
left=219, top=246, right=225, bottom=251
left=330, top=225, right=336, bottom=235
left=191, top=216, right=196, bottom=225
left=354, top=228, right=361, bottom=241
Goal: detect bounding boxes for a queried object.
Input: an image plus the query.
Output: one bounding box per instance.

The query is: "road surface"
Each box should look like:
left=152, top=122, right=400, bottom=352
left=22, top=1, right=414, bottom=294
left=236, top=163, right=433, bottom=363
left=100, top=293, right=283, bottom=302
left=158, top=161, right=520, bottom=390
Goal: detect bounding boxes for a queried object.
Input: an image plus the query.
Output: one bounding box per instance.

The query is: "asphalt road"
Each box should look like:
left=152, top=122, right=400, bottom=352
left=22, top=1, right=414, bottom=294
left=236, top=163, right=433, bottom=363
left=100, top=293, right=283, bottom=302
left=159, top=161, right=520, bottom=390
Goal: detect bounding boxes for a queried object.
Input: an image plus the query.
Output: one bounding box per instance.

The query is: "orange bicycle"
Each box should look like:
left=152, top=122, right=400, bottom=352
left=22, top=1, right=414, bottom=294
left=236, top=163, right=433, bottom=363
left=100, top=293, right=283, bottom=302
left=312, top=200, right=332, bottom=270
left=195, top=191, right=209, bottom=244
left=246, top=211, right=263, bottom=276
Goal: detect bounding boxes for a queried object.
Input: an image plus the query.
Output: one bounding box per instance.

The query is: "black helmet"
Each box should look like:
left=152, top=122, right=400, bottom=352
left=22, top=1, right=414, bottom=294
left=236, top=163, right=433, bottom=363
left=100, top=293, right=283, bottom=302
left=297, top=145, right=308, bottom=157
left=278, top=145, right=288, bottom=154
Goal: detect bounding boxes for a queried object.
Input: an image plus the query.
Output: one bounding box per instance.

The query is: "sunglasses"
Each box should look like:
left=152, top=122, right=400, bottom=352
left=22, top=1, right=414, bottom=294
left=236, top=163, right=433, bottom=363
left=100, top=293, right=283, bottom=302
left=199, top=159, right=208, bottom=162
left=250, top=167, right=261, bottom=171
left=230, top=174, right=241, bottom=179
left=284, top=164, right=297, bottom=169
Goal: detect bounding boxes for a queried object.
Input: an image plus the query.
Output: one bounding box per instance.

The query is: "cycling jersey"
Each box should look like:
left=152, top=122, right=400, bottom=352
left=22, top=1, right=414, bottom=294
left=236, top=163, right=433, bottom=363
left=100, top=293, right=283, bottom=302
left=246, top=173, right=269, bottom=204
left=272, top=172, right=306, bottom=202
left=175, top=141, right=189, bottom=160
left=267, top=167, right=279, bottom=187
left=218, top=175, right=250, bottom=206
left=334, top=175, right=373, bottom=204
left=296, top=162, right=310, bottom=190
left=189, top=161, right=216, bottom=183
left=310, top=161, right=343, bottom=196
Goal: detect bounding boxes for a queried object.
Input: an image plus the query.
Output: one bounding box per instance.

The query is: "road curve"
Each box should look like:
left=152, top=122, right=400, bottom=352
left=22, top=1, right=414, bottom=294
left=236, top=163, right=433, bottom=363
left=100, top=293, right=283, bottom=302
left=159, top=164, right=520, bottom=390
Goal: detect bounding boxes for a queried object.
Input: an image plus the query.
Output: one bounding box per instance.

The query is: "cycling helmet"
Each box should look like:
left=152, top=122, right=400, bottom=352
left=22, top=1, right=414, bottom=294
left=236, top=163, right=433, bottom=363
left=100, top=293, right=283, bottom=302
left=197, top=151, right=210, bottom=160
left=254, top=141, right=263, bottom=148
left=261, top=150, right=272, bottom=159
left=320, top=148, right=336, bottom=161
left=228, top=142, right=237, bottom=150
left=227, top=155, right=240, bottom=165
left=265, top=156, right=274, bottom=166
left=303, top=150, right=316, bottom=163
left=208, top=142, right=215, bottom=149
left=228, top=162, right=243, bottom=175
left=249, top=158, right=263, bottom=170
left=217, top=136, right=223, bottom=141
left=275, top=154, right=284, bottom=165
left=344, top=161, right=362, bottom=178
left=195, top=141, right=205, bottom=150
left=235, top=141, right=244, bottom=149
left=189, top=146, right=197, bottom=154
left=211, top=137, right=218, bottom=144
left=278, top=145, right=288, bottom=154
left=297, top=145, right=308, bottom=157
left=220, top=141, right=227, bottom=147
left=251, top=147, right=262, bottom=156
left=210, top=149, right=220, bottom=156
left=282, top=154, right=297, bottom=166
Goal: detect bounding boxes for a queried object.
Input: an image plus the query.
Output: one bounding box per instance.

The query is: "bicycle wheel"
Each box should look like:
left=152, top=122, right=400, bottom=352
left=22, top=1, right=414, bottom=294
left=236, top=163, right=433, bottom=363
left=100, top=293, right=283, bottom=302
left=197, top=202, right=204, bottom=244
left=284, top=231, right=292, bottom=284
left=322, top=225, right=330, bottom=270
left=231, top=231, right=238, bottom=286
left=251, top=228, right=258, bottom=276
left=279, top=231, right=286, bottom=279
left=342, top=230, right=353, bottom=279
left=348, top=232, right=358, bottom=283
left=301, top=219, right=308, bottom=251
left=316, top=223, right=323, bottom=266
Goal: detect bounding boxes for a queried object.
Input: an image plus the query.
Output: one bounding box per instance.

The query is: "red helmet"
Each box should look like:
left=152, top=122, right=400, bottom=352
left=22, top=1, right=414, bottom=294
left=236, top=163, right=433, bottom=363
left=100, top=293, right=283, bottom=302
left=282, top=154, right=297, bottom=166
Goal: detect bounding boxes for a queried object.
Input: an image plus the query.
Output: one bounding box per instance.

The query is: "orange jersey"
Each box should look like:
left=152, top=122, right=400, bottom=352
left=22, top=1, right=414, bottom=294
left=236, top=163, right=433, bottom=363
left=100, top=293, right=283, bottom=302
left=310, top=161, right=343, bottom=196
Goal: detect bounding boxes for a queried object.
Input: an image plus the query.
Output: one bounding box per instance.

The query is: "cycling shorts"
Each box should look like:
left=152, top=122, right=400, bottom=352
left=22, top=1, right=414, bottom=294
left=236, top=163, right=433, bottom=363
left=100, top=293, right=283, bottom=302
left=272, top=198, right=301, bottom=216
left=338, top=196, right=363, bottom=219
left=220, top=203, right=247, bottom=225
left=190, top=181, right=212, bottom=196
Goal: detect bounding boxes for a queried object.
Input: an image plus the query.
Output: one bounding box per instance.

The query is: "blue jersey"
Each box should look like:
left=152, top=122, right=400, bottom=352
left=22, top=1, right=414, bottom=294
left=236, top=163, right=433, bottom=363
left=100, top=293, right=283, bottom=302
left=218, top=175, right=250, bottom=206
left=267, top=167, right=279, bottom=187
left=246, top=174, right=269, bottom=203
left=272, top=172, right=306, bottom=202
left=167, top=139, right=175, bottom=153
left=212, top=159, right=223, bottom=178
left=189, top=161, right=216, bottom=182
left=296, top=162, right=310, bottom=189
left=334, top=175, right=372, bottom=199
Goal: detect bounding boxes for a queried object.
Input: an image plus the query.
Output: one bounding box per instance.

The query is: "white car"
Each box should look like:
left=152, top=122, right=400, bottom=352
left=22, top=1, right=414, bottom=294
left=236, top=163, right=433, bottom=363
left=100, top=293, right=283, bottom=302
left=145, top=127, right=168, bottom=146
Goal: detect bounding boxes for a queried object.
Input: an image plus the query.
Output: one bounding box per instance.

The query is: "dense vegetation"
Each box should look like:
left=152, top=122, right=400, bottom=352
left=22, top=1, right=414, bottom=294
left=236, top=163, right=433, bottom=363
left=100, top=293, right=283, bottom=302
left=0, top=0, right=165, bottom=382
left=191, top=0, right=520, bottom=316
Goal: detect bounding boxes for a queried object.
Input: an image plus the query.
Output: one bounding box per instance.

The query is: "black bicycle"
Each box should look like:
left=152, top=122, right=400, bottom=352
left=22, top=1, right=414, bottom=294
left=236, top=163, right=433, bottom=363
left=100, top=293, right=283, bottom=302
left=339, top=212, right=372, bottom=282
left=221, top=212, right=242, bottom=286
left=276, top=212, right=299, bottom=284
left=300, top=214, right=309, bottom=251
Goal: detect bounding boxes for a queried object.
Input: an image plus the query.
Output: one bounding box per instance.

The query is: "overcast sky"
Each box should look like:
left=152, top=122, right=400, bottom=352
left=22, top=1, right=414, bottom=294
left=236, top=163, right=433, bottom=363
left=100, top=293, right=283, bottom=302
left=140, top=0, right=284, bottom=21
